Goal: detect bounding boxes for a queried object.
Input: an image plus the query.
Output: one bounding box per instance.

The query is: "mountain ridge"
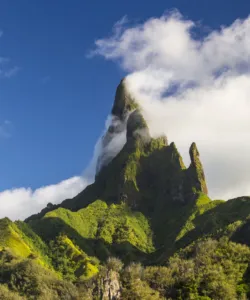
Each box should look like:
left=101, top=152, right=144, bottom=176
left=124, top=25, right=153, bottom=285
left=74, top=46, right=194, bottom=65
left=1, top=79, right=250, bottom=299
left=26, top=78, right=208, bottom=221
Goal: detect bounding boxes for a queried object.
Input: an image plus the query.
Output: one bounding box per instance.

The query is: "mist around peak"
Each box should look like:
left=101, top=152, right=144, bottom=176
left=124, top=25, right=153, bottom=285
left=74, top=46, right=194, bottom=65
left=92, top=11, right=250, bottom=200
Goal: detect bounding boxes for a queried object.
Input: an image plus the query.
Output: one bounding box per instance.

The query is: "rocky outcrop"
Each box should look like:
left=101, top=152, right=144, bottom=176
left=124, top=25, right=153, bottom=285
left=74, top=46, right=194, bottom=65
left=96, top=78, right=139, bottom=174
left=98, top=270, right=121, bottom=300
left=187, top=142, right=208, bottom=195
left=111, top=78, right=138, bottom=119
left=26, top=79, right=209, bottom=222
left=126, top=110, right=150, bottom=141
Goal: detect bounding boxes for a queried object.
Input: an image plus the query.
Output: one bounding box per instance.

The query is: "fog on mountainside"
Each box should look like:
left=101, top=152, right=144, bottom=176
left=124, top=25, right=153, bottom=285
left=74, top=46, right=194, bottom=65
left=2, top=11, right=250, bottom=300
left=93, top=11, right=250, bottom=201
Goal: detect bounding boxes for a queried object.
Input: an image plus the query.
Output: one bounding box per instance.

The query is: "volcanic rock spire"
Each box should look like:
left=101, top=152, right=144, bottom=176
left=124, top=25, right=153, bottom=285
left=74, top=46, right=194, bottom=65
left=26, top=78, right=208, bottom=222
left=188, top=142, right=208, bottom=195
left=96, top=78, right=149, bottom=173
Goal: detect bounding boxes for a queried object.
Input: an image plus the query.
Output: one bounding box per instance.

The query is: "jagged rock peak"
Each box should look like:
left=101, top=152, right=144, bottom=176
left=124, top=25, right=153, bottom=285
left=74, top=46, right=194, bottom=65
left=169, top=142, right=186, bottom=169
left=96, top=79, right=148, bottom=174
left=111, top=78, right=151, bottom=142
left=111, top=78, right=138, bottom=120
left=188, top=142, right=208, bottom=195
left=189, top=142, right=200, bottom=163
left=126, top=110, right=150, bottom=141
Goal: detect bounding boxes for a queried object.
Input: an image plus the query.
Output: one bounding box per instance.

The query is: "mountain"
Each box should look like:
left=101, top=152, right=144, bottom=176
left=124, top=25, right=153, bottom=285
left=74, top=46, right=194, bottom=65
left=1, top=79, right=250, bottom=299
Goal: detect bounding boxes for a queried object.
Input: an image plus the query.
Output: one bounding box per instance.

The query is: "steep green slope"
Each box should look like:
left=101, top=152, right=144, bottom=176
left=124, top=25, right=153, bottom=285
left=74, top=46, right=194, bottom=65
left=26, top=79, right=208, bottom=222
left=118, top=237, right=250, bottom=300
left=0, top=251, right=81, bottom=299
left=25, top=130, right=216, bottom=262
left=0, top=218, right=31, bottom=258
left=48, top=234, right=99, bottom=281
left=1, top=78, right=250, bottom=298
left=29, top=200, right=154, bottom=262
left=22, top=78, right=250, bottom=270
left=0, top=218, right=50, bottom=268
left=176, top=196, right=250, bottom=247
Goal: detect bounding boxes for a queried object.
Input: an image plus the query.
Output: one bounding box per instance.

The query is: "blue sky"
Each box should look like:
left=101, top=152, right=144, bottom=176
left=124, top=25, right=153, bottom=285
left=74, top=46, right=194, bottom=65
left=0, top=1, right=250, bottom=220
left=0, top=0, right=248, bottom=190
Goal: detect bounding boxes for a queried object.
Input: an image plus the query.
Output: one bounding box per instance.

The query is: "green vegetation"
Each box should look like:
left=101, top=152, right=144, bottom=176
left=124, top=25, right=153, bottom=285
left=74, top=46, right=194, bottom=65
left=0, top=250, right=80, bottom=299
left=48, top=235, right=98, bottom=281
left=2, top=81, right=250, bottom=299
left=0, top=218, right=31, bottom=257
left=111, top=78, right=139, bottom=118
left=0, top=218, right=51, bottom=267
left=119, top=237, right=250, bottom=300
left=1, top=192, right=250, bottom=299
left=2, top=237, right=250, bottom=299
left=188, top=142, right=208, bottom=195
left=30, top=200, right=154, bottom=256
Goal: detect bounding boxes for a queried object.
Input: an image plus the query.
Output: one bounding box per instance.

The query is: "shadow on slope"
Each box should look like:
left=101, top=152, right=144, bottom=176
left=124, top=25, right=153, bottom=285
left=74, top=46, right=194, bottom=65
left=28, top=211, right=151, bottom=265
left=175, top=196, right=250, bottom=249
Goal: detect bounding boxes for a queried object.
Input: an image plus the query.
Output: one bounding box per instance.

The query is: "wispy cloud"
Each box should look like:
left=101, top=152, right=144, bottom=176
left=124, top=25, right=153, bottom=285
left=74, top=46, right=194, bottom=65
left=0, top=31, right=20, bottom=79
left=92, top=11, right=250, bottom=200
left=0, top=31, right=92, bottom=222
left=0, top=116, right=111, bottom=220
left=4, top=12, right=250, bottom=222
left=0, top=120, right=12, bottom=138
left=3, top=66, right=20, bottom=78
left=0, top=57, right=10, bottom=64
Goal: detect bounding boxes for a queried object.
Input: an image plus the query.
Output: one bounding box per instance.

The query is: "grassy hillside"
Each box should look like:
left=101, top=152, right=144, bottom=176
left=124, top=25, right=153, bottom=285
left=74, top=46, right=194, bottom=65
left=2, top=136, right=250, bottom=295
left=1, top=77, right=250, bottom=299
left=1, top=185, right=250, bottom=299
left=29, top=200, right=155, bottom=262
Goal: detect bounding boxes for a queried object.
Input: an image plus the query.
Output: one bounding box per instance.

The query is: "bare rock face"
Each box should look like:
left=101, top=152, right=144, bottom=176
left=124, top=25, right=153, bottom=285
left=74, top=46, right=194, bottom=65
left=126, top=110, right=150, bottom=141
left=99, top=270, right=121, bottom=300
left=26, top=79, right=209, bottom=223
left=96, top=78, right=148, bottom=174
left=111, top=78, right=138, bottom=119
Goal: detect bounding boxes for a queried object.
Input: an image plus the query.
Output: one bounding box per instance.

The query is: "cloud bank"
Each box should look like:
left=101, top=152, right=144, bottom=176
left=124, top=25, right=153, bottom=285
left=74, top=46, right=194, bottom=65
left=0, top=115, right=121, bottom=221
left=0, top=177, right=88, bottom=221
left=93, top=11, right=250, bottom=200
left=1, top=11, right=250, bottom=221
left=96, top=115, right=128, bottom=174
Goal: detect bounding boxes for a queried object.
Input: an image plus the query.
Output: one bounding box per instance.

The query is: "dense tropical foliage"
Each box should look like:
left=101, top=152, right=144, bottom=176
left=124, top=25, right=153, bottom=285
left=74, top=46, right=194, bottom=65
left=1, top=80, right=250, bottom=299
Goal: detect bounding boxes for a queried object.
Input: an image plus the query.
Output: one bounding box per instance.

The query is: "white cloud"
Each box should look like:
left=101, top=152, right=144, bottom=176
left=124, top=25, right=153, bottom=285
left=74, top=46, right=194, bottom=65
left=0, top=115, right=116, bottom=221
left=92, top=11, right=250, bottom=201
left=3, top=66, right=20, bottom=78
left=0, top=177, right=89, bottom=221
left=0, top=120, right=12, bottom=138
left=0, top=32, right=92, bottom=221
left=2, top=12, right=250, bottom=222
left=0, top=31, right=19, bottom=79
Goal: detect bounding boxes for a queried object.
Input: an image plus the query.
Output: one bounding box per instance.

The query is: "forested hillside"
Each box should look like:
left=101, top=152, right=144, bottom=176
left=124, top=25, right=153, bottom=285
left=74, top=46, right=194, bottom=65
left=1, top=80, right=250, bottom=299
